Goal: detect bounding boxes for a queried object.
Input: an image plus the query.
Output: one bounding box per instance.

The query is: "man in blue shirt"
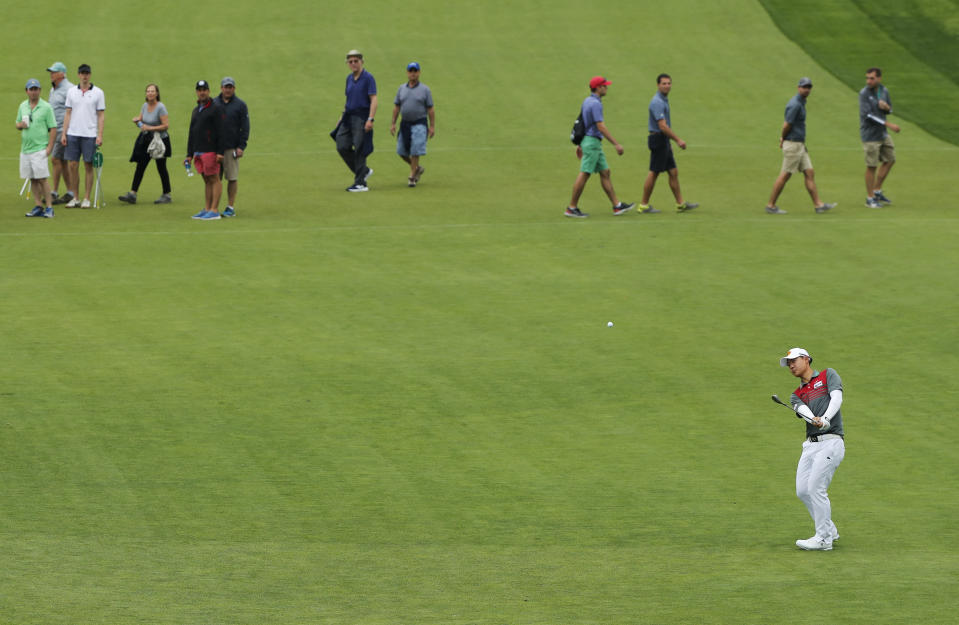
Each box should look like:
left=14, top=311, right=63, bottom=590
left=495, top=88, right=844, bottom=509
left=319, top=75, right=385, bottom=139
left=335, top=50, right=377, bottom=192
left=640, top=74, right=697, bottom=214
left=859, top=67, right=901, bottom=208
left=764, top=78, right=836, bottom=215
left=565, top=76, right=634, bottom=218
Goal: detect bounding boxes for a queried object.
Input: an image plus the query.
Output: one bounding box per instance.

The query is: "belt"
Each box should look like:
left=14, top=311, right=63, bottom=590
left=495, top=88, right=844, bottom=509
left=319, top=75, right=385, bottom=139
left=807, top=433, right=843, bottom=443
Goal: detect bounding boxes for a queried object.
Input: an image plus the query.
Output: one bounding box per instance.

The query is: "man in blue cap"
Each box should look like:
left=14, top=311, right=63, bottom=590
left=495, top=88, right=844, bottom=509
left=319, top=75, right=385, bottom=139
left=389, top=62, right=435, bottom=187
left=764, top=78, right=836, bottom=215
left=17, top=79, right=58, bottom=217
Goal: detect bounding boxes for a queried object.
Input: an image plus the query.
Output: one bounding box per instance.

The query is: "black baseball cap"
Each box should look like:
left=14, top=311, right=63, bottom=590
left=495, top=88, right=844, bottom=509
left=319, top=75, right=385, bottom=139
left=196, top=80, right=210, bottom=90
left=78, top=63, right=92, bottom=73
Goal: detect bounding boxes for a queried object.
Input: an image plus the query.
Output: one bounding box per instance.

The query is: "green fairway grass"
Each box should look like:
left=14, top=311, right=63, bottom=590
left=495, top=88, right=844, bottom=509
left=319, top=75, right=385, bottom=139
left=2, top=1, right=959, bottom=623
left=759, top=0, right=959, bottom=145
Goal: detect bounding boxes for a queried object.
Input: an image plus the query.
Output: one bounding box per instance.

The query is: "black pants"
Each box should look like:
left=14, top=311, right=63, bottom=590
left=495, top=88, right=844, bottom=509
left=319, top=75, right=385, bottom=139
left=131, top=157, right=171, bottom=194
left=336, top=115, right=370, bottom=185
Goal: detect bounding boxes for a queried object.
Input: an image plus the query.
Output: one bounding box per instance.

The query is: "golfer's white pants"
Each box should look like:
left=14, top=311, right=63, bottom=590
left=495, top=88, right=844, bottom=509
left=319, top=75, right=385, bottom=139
left=796, top=437, right=845, bottom=539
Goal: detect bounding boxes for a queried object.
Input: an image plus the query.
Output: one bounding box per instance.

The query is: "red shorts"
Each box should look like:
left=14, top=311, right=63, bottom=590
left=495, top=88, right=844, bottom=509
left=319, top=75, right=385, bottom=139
left=193, top=152, right=221, bottom=176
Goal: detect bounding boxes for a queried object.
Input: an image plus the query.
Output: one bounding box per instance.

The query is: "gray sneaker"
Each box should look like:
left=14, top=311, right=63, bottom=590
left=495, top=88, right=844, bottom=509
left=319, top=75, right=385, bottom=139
left=154, top=194, right=172, bottom=204
left=641, top=205, right=661, bottom=214
left=765, top=205, right=787, bottom=214
left=118, top=192, right=137, bottom=204
left=815, top=202, right=836, bottom=213
left=865, top=197, right=881, bottom=208
left=874, top=190, right=892, bottom=205
left=677, top=201, right=698, bottom=212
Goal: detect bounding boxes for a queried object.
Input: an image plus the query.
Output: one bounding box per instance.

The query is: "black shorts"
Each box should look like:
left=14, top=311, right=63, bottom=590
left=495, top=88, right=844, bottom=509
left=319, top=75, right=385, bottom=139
left=648, top=132, right=677, bottom=173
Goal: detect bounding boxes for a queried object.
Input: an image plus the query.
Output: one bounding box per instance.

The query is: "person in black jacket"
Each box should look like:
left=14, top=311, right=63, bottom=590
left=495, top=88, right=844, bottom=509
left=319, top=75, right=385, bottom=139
left=186, top=80, right=224, bottom=220
left=214, top=77, right=249, bottom=217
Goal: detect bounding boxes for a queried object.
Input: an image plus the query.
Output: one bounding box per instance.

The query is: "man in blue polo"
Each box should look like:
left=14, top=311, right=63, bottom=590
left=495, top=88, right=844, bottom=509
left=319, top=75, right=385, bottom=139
left=859, top=67, right=901, bottom=208
left=640, top=74, right=697, bottom=214
left=764, top=77, right=836, bottom=215
left=336, top=49, right=377, bottom=192
left=564, top=76, right=634, bottom=218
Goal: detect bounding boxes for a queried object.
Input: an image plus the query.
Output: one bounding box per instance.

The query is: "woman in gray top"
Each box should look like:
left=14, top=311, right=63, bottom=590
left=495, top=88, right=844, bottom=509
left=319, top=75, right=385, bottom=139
left=119, top=84, right=173, bottom=204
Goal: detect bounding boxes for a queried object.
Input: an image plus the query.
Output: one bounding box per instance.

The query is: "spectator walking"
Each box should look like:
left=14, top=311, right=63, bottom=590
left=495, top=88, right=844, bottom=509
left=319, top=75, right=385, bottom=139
left=118, top=84, right=172, bottom=205
left=859, top=67, right=901, bottom=208
left=764, top=78, right=836, bottom=215
left=565, top=76, right=634, bottom=218
left=335, top=49, right=377, bottom=192
left=639, top=74, right=697, bottom=214
left=389, top=62, right=434, bottom=187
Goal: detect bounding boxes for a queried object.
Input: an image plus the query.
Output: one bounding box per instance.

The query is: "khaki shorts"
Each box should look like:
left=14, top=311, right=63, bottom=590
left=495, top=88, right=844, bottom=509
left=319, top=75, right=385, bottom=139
left=863, top=136, right=895, bottom=168
left=20, top=150, right=50, bottom=179
left=781, top=140, right=812, bottom=174
left=222, top=150, right=240, bottom=181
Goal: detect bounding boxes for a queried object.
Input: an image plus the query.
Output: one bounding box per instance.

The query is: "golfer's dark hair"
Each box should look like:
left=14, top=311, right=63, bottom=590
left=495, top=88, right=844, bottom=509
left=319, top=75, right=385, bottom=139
left=145, top=83, right=161, bottom=102
left=867, top=67, right=882, bottom=77
left=657, top=73, right=671, bottom=84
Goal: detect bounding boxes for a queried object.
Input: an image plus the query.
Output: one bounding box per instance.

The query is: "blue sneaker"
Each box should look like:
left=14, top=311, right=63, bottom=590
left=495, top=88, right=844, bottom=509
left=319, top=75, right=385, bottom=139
left=222, top=206, right=236, bottom=217
left=43, top=207, right=55, bottom=218
left=198, top=211, right=221, bottom=220
left=191, top=210, right=206, bottom=219
left=25, top=206, right=44, bottom=217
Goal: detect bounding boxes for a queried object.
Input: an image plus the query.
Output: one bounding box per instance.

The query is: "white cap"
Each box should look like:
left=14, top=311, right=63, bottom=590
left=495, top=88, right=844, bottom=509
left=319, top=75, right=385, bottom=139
left=780, top=347, right=812, bottom=367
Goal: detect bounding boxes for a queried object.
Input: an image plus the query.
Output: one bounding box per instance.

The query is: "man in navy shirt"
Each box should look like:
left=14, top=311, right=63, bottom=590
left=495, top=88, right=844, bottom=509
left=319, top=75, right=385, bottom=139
left=335, top=50, right=377, bottom=192
left=764, top=78, right=836, bottom=215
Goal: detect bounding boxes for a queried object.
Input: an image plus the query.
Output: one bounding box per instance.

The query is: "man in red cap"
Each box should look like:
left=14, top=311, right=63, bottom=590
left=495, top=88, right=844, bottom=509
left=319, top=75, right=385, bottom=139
left=565, top=76, right=634, bottom=218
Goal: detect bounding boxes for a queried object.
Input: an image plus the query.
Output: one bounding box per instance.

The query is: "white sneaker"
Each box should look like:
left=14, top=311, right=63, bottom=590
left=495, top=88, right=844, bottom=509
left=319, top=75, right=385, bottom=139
left=80, top=198, right=91, bottom=208
left=65, top=197, right=80, bottom=208
left=796, top=535, right=833, bottom=551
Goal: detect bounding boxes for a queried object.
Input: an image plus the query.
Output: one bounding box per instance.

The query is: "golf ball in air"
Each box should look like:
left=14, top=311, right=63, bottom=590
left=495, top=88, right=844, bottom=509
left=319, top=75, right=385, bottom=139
left=607, top=321, right=614, bottom=327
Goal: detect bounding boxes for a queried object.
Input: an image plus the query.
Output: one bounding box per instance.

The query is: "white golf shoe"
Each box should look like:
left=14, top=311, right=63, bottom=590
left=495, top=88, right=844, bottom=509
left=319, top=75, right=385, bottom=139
left=796, top=535, right=833, bottom=551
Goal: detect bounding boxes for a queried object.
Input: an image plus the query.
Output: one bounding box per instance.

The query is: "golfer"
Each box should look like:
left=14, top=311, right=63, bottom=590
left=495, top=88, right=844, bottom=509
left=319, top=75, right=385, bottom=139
left=780, top=347, right=845, bottom=551
left=564, top=76, right=634, bottom=218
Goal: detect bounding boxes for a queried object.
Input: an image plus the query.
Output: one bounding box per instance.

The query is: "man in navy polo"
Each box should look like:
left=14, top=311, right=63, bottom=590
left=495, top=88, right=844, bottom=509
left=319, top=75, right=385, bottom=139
left=336, top=49, right=377, bottom=192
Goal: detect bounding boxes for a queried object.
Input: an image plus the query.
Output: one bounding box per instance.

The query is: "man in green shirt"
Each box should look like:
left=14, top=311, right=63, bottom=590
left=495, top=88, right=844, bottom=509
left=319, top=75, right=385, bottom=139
left=16, top=78, right=57, bottom=217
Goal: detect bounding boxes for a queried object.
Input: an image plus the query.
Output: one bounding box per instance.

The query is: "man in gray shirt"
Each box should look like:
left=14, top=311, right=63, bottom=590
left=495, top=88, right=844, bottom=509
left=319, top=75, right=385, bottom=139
left=46, top=61, right=74, bottom=205
left=859, top=67, right=901, bottom=208
left=764, top=77, right=836, bottom=215
left=389, top=62, right=435, bottom=187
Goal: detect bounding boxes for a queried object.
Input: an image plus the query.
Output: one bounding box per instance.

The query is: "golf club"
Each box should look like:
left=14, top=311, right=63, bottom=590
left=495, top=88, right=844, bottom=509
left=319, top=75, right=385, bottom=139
left=771, top=394, right=815, bottom=424
left=19, top=178, right=29, bottom=198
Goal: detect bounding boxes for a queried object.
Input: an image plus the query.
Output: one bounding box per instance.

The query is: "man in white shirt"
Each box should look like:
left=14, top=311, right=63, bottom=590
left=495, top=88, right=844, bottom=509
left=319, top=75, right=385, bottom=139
left=60, top=63, right=105, bottom=208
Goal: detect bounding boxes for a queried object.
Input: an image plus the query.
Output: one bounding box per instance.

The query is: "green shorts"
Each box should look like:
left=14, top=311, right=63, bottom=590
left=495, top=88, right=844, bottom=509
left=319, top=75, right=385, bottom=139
left=580, top=136, right=609, bottom=174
